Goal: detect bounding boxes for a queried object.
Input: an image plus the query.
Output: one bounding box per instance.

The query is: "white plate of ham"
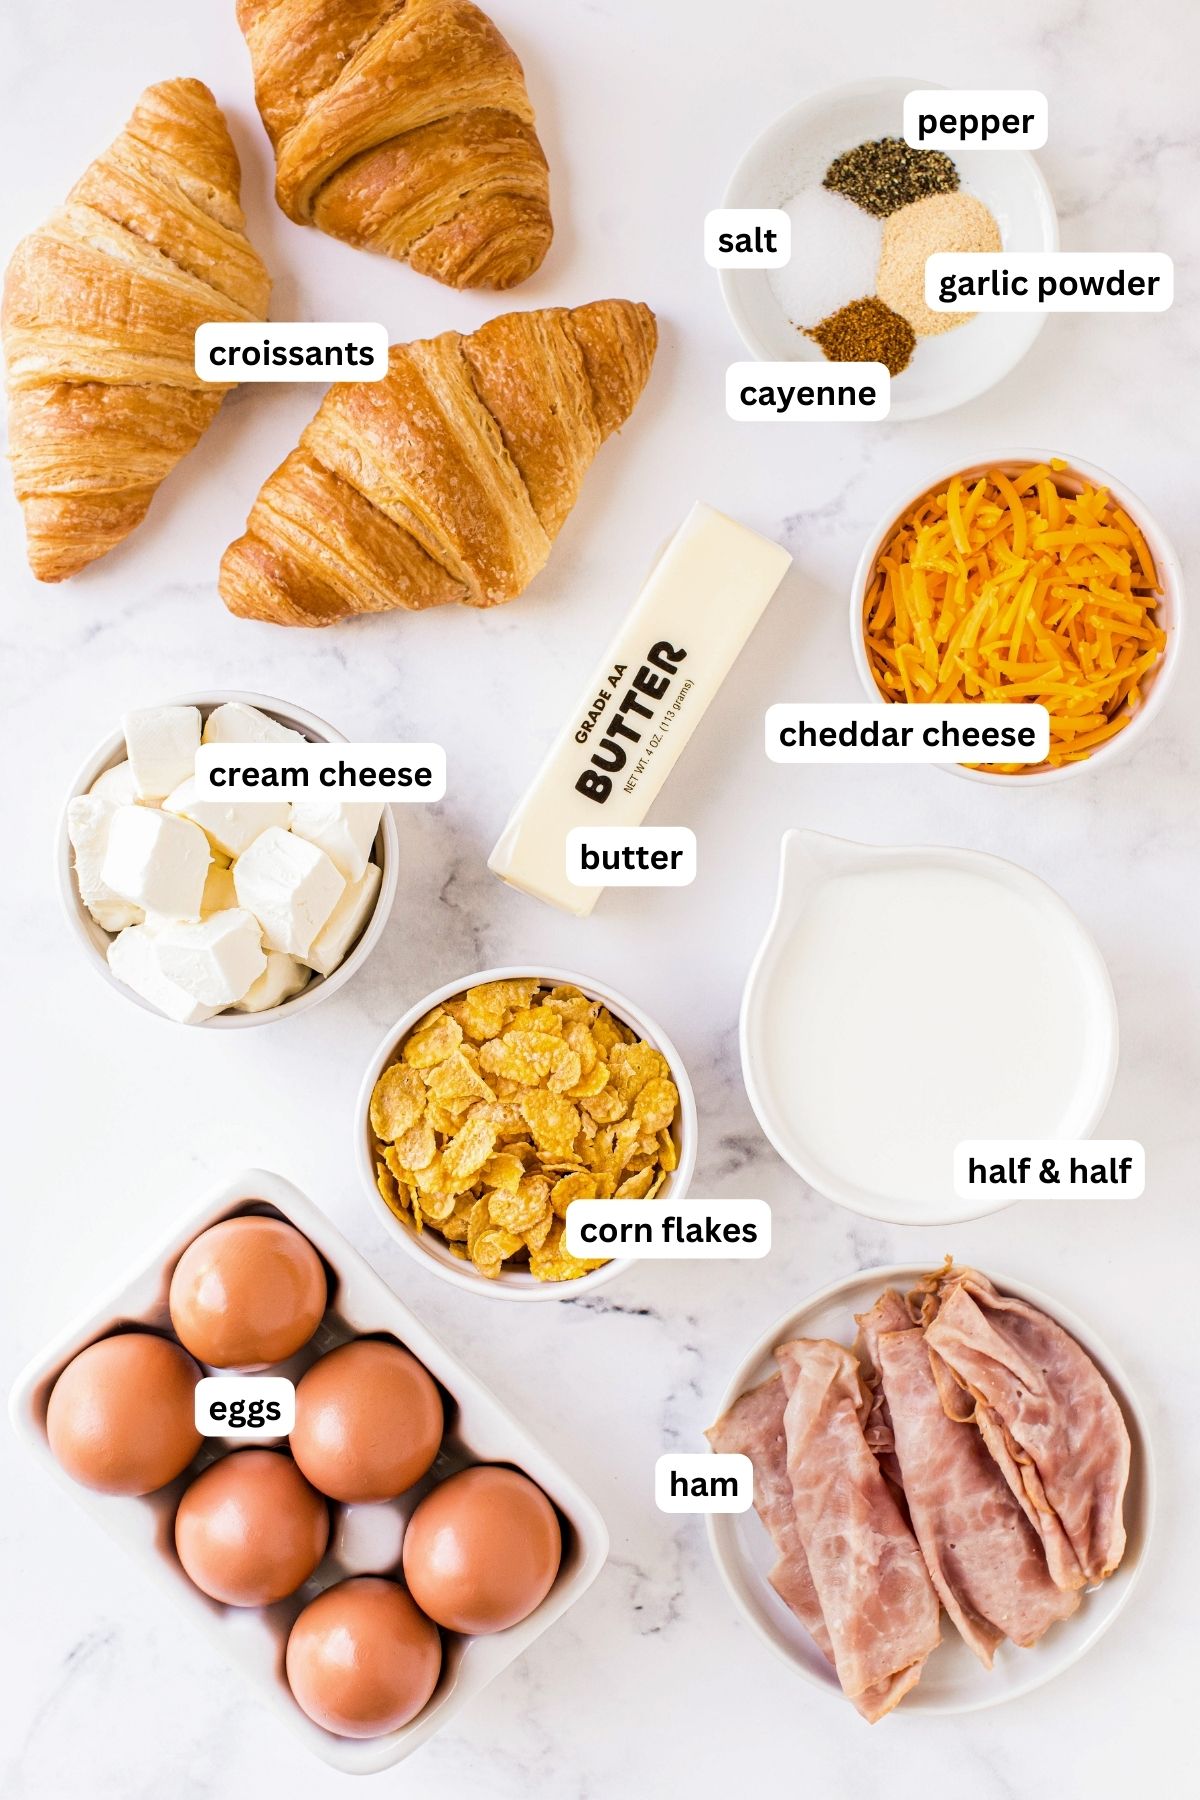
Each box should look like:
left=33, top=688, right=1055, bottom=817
left=706, top=1263, right=1152, bottom=1718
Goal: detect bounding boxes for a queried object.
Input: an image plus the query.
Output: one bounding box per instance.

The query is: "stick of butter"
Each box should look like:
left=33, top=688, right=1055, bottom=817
left=488, top=502, right=792, bottom=916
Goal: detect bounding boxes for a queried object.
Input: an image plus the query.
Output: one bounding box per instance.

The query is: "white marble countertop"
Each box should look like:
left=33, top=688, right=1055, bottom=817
left=2, top=1, right=1197, bottom=1795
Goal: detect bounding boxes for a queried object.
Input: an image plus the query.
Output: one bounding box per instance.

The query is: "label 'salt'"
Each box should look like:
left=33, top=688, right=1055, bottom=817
left=704, top=208, right=791, bottom=267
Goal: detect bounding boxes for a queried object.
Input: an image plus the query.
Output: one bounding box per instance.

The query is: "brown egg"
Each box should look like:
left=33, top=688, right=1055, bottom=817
left=286, top=1577, right=441, bottom=1738
left=175, top=1450, right=329, bottom=1606
left=169, top=1215, right=326, bottom=1368
left=290, top=1339, right=443, bottom=1503
left=402, top=1465, right=561, bottom=1635
left=46, top=1332, right=202, bottom=1496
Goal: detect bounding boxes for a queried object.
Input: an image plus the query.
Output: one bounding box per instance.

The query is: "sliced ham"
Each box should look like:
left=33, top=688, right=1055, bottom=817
left=774, top=1337, right=941, bottom=1718
left=856, top=1292, right=1079, bottom=1665
left=705, top=1374, right=832, bottom=1656
left=920, top=1267, right=1131, bottom=1590
left=853, top=1287, right=909, bottom=1509
left=705, top=1374, right=900, bottom=1723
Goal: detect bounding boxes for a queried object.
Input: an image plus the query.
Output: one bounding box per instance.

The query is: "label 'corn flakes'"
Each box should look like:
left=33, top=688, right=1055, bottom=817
left=370, top=981, right=682, bottom=1282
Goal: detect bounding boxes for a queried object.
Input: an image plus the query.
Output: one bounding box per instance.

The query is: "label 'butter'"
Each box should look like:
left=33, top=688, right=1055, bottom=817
left=488, top=502, right=792, bottom=915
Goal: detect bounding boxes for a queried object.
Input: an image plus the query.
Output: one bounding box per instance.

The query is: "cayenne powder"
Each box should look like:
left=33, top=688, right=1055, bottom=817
left=806, top=296, right=916, bottom=375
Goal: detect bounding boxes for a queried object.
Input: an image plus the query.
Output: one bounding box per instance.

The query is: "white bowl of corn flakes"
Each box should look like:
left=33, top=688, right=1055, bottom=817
left=850, top=451, right=1183, bottom=783
left=357, top=968, right=697, bottom=1300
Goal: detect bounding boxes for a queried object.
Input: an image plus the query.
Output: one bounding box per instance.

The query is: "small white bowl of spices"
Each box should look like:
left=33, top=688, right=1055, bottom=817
left=719, top=77, right=1058, bottom=420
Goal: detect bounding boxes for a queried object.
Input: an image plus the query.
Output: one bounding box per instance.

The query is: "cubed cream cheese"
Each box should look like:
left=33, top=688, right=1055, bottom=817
left=289, top=799, right=383, bottom=883
left=233, top=826, right=345, bottom=957
left=123, top=706, right=202, bottom=801
left=154, top=909, right=267, bottom=1006
left=89, top=759, right=141, bottom=807
left=66, top=795, right=144, bottom=932
left=202, top=702, right=305, bottom=746
left=232, top=951, right=312, bottom=1013
left=107, top=924, right=222, bottom=1025
left=200, top=863, right=238, bottom=915
left=303, top=861, right=382, bottom=976
left=101, top=806, right=210, bottom=919
left=163, top=775, right=290, bottom=858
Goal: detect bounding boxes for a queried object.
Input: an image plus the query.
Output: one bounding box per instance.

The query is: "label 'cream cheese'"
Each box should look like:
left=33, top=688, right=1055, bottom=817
left=488, top=502, right=792, bottom=915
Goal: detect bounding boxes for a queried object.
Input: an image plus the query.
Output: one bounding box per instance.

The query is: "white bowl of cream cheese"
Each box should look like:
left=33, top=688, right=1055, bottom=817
left=60, top=691, right=399, bottom=1027
left=740, top=831, right=1118, bottom=1224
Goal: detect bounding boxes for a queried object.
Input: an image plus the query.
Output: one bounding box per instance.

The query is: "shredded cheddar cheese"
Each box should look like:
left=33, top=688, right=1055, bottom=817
left=863, top=460, right=1166, bottom=772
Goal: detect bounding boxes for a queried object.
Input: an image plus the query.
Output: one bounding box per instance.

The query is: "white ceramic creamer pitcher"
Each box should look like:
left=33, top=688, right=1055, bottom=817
left=739, top=830, right=1119, bottom=1225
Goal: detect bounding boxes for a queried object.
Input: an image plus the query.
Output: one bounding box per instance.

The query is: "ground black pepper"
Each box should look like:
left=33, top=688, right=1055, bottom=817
left=823, top=136, right=959, bottom=218
left=805, top=296, right=916, bottom=375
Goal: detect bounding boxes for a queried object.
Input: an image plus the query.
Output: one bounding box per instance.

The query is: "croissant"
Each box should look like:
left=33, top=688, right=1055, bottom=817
left=2, top=79, right=270, bottom=583
left=220, top=299, right=657, bottom=627
left=236, top=0, right=551, bottom=288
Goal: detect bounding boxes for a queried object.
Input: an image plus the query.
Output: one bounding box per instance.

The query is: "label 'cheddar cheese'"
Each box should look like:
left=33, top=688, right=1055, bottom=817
left=488, top=503, right=792, bottom=916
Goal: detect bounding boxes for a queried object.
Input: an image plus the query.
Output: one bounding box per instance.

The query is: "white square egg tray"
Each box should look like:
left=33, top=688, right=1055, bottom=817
left=9, top=1169, right=609, bottom=1773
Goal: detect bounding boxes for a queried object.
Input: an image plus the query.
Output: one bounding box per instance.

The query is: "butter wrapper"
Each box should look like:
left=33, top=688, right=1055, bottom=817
left=489, top=503, right=792, bottom=915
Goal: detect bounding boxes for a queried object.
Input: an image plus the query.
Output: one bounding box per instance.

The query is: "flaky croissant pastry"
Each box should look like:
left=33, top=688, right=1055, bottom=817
left=2, top=79, right=271, bottom=582
left=236, top=0, right=551, bottom=288
left=220, top=299, right=657, bottom=626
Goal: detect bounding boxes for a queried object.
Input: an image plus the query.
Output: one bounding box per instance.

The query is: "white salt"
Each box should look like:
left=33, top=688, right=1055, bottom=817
left=769, top=186, right=883, bottom=331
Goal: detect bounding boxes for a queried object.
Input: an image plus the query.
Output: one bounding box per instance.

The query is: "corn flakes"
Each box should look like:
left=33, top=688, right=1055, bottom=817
left=369, top=1064, right=426, bottom=1140
left=391, top=1118, right=437, bottom=1172
left=524, top=1210, right=555, bottom=1253
left=442, top=1114, right=498, bottom=1184
left=375, top=1159, right=404, bottom=1219
left=550, top=1170, right=595, bottom=1218
left=403, top=1011, right=463, bottom=1068
left=366, top=980, right=683, bottom=1282
left=633, top=1078, right=680, bottom=1135
left=473, top=1228, right=526, bottom=1278
left=520, top=1091, right=580, bottom=1159
left=616, top=1167, right=657, bottom=1199
left=489, top=1177, right=550, bottom=1235
left=425, top=1051, right=495, bottom=1107
left=529, top=1222, right=607, bottom=1283
left=480, top=1150, right=525, bottom=1194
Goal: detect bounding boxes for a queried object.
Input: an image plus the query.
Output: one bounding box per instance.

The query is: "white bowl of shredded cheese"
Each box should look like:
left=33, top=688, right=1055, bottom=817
left=850, top=451, right=1184, bottom=783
